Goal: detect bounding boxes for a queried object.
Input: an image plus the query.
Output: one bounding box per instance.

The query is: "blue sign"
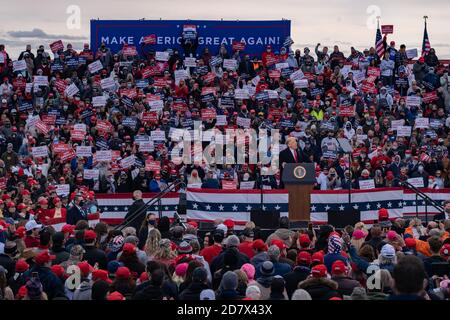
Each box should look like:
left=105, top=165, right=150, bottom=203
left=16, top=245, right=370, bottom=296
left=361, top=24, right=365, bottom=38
left=90, top=20, right=291, bottom=58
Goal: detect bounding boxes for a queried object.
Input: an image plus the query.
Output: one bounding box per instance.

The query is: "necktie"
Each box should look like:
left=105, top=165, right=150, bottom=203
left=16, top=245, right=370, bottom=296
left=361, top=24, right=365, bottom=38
left=293, top=150, right=298, bottom=162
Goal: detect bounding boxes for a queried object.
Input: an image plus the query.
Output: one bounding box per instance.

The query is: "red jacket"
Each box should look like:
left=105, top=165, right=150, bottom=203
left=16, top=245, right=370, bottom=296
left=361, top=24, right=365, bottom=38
left=238, top=241, right=255, bottom=259
left=47, top=207, right=67, bottom=220
left=199, top=244, right=222, bottom=265
left=24, top=235, right=40, bottom=248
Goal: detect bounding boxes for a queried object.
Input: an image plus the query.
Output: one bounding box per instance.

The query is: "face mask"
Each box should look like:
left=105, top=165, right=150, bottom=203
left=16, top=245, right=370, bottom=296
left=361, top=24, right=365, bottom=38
left=63, top=105, right=68, bottom=111
left=148, top=220, right=156, bottom=226
left=418, top=166, right=424, bottom=173
left=83, top=80, right=88, bottom=85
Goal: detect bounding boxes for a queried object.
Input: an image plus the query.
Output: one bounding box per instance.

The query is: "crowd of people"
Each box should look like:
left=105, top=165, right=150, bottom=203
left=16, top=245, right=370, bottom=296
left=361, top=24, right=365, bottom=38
left=0, top=209, right=449, bottom=300
left=0, top=29, right=450, bottom=300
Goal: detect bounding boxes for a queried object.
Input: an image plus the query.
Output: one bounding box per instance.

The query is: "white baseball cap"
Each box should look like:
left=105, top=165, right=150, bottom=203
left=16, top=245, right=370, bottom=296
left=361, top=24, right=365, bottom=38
left=25, top=220, right=42, bottom=232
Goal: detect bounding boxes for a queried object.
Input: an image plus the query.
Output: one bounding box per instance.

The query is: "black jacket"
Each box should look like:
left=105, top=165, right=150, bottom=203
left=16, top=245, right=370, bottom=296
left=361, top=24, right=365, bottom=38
left=124, top=199, right=146, bottom=231
left=66, top=205, right=87, bottom=225
left=0, top=254, right=15, bottom=280
left=132, top=284, right=164, bottom=300
left=283, top=266, right=310, bottom=299
left=298, top=277, right=340, bottom=300
left=83, top=246, right=108, bottom=270
left=20, top=265, right=66, bottom=300
left=179, top=282, right=210, bottom=300
left=210, top=249, right=250, bottom=275
left=331, top=275, right=362, bottom=296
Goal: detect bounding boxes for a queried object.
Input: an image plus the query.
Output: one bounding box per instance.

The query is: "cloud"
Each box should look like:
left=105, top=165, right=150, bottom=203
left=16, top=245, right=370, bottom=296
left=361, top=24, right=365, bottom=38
left=7, top=28, right=86, bottom=40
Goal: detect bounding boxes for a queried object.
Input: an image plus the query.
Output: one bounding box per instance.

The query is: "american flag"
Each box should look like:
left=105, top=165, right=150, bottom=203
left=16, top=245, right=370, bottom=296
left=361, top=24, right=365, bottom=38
left=422, top=21, right=431, bottom=56
left=375, top=26, right=386, bottom=58
left=186, top=189, right=288, bottom=224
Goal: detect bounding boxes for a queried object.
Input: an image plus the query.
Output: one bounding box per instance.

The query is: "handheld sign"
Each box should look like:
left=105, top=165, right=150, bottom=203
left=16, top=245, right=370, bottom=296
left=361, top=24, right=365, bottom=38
left=381, top=25, right=394, bottom=34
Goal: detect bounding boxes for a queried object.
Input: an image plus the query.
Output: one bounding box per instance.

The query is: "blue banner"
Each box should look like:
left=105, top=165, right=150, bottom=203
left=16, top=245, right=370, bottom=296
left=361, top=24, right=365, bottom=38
left=90, top=20, right=291, bottom=58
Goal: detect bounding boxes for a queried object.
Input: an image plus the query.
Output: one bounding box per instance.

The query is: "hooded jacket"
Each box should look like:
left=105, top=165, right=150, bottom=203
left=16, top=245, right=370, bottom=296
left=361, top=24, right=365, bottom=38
left=73, top=280, right=92, bottom=300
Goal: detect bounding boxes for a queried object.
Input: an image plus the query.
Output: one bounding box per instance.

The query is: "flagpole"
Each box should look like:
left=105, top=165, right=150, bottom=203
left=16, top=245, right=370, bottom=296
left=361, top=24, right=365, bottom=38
left=377, top=16, right=381, bottom=30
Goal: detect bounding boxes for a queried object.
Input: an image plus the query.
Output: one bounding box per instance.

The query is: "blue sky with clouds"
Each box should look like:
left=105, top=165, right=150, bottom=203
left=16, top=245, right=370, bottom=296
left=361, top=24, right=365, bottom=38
left=1, top=0, right=449, bottom=58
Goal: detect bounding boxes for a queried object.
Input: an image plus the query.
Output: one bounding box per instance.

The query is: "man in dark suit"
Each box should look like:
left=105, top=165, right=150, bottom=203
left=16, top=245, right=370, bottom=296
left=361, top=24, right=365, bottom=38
left=433, top=200, right=450, bottom=221
left=124, top=190, right=146, bottom=231
left=66, top=194, right=87, bottom=225
left=279, top=137, right=306, bottom=188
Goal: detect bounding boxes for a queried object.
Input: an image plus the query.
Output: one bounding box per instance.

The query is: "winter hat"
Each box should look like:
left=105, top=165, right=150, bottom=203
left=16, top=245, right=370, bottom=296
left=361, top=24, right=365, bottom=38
left=175, top=263, right=189, bottom=277
left=177, top=241, right=193, bottom=254
left=380, top=244, right=396, bottom=258
left=245, top=285, right=261, bottom=300
left=260, top=261, right=275, bottom=276
left=192, top=267, right=208, bottom=283
left=352, top=229, right=367, bottom=240
left=220, top=271, right=238, bottom=291
left=200, top=289, right=216, bottom=300
left=291, top=289, right=312, bottom=300
left=109, top=235, right=124, bottom=253
left=240, top=263, right=255, bottom=281
left=328, top=235, right=342, bottom=254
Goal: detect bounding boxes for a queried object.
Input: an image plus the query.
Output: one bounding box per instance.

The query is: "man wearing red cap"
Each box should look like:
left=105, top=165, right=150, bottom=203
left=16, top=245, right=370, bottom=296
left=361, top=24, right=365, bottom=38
left=283, top=251, right=311, bottom=299
left=297, top=264, right=340, bottom=300
left=83, top=229, right=108, bottom=270
left=19, top=250, right=65, bottom=300
left=330, top=260, right=361, bottom=296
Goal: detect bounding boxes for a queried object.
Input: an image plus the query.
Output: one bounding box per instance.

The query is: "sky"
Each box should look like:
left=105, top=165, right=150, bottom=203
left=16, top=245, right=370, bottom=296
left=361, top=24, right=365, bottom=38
left=1, top=0, right=449, bottom=59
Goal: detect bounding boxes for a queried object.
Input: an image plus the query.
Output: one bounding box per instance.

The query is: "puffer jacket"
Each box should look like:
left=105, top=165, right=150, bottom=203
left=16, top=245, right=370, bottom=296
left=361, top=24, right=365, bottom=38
left=298, top=277, right=340, bottom=300
left=73, top=280, right=93, bottom=300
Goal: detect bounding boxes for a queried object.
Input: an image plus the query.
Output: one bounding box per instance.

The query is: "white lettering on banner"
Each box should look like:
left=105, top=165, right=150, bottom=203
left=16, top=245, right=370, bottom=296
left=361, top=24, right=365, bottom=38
left=294, top=79, right=309, bottom=88
left=88, top=60, right=103, bottom=74
left=13, top=60, right=27, bottom=72
left=356, top=134, right=368, bottom=143
left=100, top=77, right=115, bottom=90
left=397, top=126, right=411, bottom=137
left=237, top=117, right=251, bottom=128
left=265, top=90, right=279, bottom=99
left=414, top=117, right=429, bottom=129
left=407, top=177, right=424, bottom=188
left=33, top=76, right=49, bottom=86
left=406, top=96, right=421, bottom=107
left=275, top=62, right=289, bottom=70
left=290, top=69, right=305, bottom=81
left=151, top=130, right=166, bottom=141
left=170, top=128, right=185, bottom=141
left=138, top=141, right=154, bottom=152
left=73, top=124, right=87, bottom=133
left=155, top=51, right=170, bottom=61
left=216, top=115, right=227, bottom=126
left=32, top=146, right=48, bottom=158
left=391, top=119, right=405, bottom=130
left=84, top=169, right=99, bottom=180
left=359, top=179, right=375, bottom=190
left=25, top=83, right=33, bottom=93
left=251, top=76, right=260, bottom=86
left=65, top=83, right=79, bottom=97
left=240, top=181, right=255, bottom=190
left=92, top=96, right=107, bottom=107
left=174, top=69, right=189, bottom=85
left=234, top=89, right=249, bottom=100
left=184, top=57, right=197, bottom=67
left=148, top=100, right=164, bottom=111
left=120, top=155, right=135, bottom=168
left=223, top=59, right=238, bottom=70
left=56, top=184, right=70, bottom=196
left=76, top=146, right=92, bottom=157
left=96, top=150, right=112, bottom=162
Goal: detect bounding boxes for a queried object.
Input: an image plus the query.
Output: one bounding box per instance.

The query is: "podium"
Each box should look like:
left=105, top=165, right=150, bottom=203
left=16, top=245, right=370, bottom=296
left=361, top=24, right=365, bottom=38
left=282, top=163, right=316, bottom=221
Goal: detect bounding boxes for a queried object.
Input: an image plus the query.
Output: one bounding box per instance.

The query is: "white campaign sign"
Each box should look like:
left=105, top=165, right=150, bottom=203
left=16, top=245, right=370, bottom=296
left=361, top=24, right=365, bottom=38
left=223, top=59, right=238, bottom=70
left=184, top=57, right=197, bottom=67
left=100, top=77, right=115, bottom=90
left=290, top=69, right=305, bottom=81
left=294, top=79, right=309, bottom=88
left=149, top=99, right=164, bottom=111
left=32, top=146, right=48, bottom=158
left=359, top=179, right=375, bottom=190
left=84, top=169, right=99, bottom=180
left=240, top=181, right=255, bottom=190
left=92, top=96, right=107, bottom=107
left=234, top=89, right=249, bottom=100
left=56, top=184, right=70, bottom=196
left=13, top=60, right=27, bottom=72
left=120, top=155, right=136, bottom=168
left=414, top=117, right=429, bottom=129
left=397, top=126, right=411, bottom=137
left=406, top=96, right=421, bottom=107
left=155, top=51, right=170, bottom=61
left=76, top=146, right=92, bottom=157
left=74, top=124, right=86, bottom=133
left=407, top=177, right=424, bottom=188
left=96, top=150, right=112, bottom=162
left=65, top=83, right=79, bottom=97
left=33, top=76, right=49, bottom=86
left=237, top=117, right=251, bottom=128
left=151, top=130, right=166, bottom=141
left=391, top=119, right=405, bottom=130
left=88, top=60, right=103, bottom=74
